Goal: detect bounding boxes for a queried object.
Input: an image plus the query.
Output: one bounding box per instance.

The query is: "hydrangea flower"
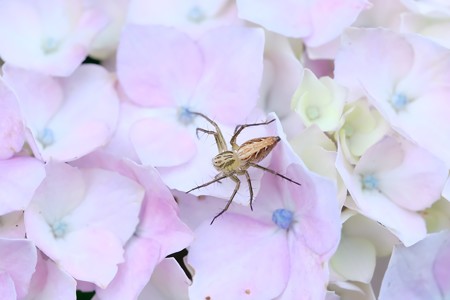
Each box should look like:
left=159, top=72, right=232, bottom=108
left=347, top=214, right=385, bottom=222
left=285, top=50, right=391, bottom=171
left=24, top=162, right=145, bottom=288
left=337, top=99, right=390, bottom=164
left=72, top=151, right=193, bottom=299
left=291, top=68, right=346, bottom=131
left=2, top=64, right=120, bottom=162
left=336, top=135, right=447, bottom=246
left=0, top=0, right=108, bottom=76
left=335, top=28, right=450, bottom=167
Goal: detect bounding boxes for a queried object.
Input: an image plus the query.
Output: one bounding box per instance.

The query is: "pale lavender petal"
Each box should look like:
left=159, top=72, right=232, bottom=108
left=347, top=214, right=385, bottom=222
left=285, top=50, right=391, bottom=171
left=117, top=24, right=202, bottom=107
left=130, top=117, right=196, bottom=167
left=379, top=230, right=450, bottom=299
left=23, top=251, right=76, bottom=300
left=0, top=238, right=37, bottom=298
left=188, top=214, right=290, bottom=299
left=0, top=157, right=45, bottom=215
left=194, top=26, right=264, bottom=124
left=0, top=272, right=16, bottom=299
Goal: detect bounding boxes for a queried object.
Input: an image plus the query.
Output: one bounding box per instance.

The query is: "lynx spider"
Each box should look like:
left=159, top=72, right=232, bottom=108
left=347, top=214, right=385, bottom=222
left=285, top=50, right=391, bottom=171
left=186, top=112, right=301, bottom=224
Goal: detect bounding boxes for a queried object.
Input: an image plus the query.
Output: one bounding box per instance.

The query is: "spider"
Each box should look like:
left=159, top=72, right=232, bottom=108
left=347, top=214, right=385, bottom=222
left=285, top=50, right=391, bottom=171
left=186, top=112, right=301, bottom=224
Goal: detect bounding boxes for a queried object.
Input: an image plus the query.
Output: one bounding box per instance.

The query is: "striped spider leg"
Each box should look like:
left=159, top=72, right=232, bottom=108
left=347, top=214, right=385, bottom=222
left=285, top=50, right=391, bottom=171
left=187, top=112, right=301, bottom=224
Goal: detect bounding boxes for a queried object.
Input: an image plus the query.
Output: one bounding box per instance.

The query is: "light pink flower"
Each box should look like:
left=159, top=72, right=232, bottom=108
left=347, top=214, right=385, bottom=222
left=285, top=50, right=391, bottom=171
left=236, top=0, right=370, bottom=46
left=23, top=251, right=77, bottom=300
left=335, top=28, right=450, bottom=167
left=0, top=79, right=24, bottom=159
left=336, top=135, right=447, bottom=246
left=0, top=238, right=37, bottom=299
left=379, top=230, right=450, bottom=299
left=179, top=116, right=341, bottom=299
left=0, top=157, right=45, bottom=215
left=24, top=162, right=145, bottom=288
left=115, top=24, right=264, bottom=168
left=72, top=151, right=193, bottom=299
left=0, top=0, right=108, bottom=76
left=2, top=64, right=120, bottom=162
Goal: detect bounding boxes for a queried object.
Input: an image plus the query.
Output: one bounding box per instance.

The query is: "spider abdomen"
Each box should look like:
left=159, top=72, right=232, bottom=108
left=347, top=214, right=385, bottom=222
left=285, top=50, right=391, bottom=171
left=237, top=136, right=280, bottom=164
left=212, top=151, right=241, bottom=173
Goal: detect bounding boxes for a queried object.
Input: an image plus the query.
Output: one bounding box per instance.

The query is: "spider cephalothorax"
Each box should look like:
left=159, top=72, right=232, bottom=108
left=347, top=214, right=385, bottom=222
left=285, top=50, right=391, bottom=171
left=187, top=112, right=301, bottom=224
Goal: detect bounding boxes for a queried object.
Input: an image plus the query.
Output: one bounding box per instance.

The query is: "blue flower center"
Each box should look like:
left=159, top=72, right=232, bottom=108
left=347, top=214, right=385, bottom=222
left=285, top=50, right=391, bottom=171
left=187, top=6, right=206, bottom=23
left=38, top=128, right=55, bottom=147
left=272, top=208, right=294, bottom=230
left=51, top=220, right=68, bottom=239
left=178, top=106, right=196, bottom=125
left=361, top=174, right=379, bottom=190
left=390, top=93, right=409, bottom=112
left=42, top=38, right=60, bottom=54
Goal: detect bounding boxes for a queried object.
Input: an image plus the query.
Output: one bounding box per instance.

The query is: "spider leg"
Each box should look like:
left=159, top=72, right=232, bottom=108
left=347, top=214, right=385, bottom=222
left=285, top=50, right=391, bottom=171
left=190, top=111, right=228, bottom=153
left=211, top=174, right=240, bottom=225
left=243, top=170, right=254, bottom=210
left=186, top=174, right=228, bottom=194
left=249, top=163, right=301, bottom=186
left=230, top=119, right=276, bottom=150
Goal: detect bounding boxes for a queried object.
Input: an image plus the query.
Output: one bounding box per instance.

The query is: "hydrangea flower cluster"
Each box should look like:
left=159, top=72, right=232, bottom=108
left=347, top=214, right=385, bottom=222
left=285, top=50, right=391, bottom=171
left=1, top=0, right=450, bottom=299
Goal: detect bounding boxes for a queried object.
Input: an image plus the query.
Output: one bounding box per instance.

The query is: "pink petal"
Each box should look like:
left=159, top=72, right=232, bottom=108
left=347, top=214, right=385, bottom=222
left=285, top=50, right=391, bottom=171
left=24, top=251, right=76, bottom=300
left=0, top=272, right=16, bottom=300
left=117, top=24, right=202, bottom=107
left=194, top=26, right=264, bottom=124
left=379, top=231, right=450, bottom=299
left=277, top=241, right=329, bottom=299
left=130, top=116, right=197, bottom=167
left=0, top=157, right=45, bottom=215
left=0, top=238, right=37, bottom=298
left=188, top=214, right=290, bottom=299
left=94, top=238, right=161, bottom=300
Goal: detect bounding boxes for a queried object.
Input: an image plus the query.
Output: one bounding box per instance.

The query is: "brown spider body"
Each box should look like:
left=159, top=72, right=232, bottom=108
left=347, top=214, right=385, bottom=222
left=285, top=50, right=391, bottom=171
left=187, top=112, right=301, bottom=224
left=236, top=136, right=280, bottom=164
